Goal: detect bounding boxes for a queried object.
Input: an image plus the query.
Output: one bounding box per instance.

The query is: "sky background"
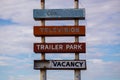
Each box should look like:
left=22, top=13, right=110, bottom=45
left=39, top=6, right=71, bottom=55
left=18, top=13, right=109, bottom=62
left=0, top=0, right=120, bottom=80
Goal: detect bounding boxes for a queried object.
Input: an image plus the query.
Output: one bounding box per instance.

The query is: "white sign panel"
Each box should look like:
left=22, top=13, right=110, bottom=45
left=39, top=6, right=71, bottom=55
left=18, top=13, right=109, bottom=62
left=34, top=60, right=86, bottom=70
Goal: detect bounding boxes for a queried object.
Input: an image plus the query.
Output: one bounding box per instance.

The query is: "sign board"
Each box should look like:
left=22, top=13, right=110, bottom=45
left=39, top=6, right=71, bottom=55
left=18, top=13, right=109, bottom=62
left=34, top=26, right=85, bottom=36
left=33, top=9, right=85, bottom=20
left=34, top=43, right=86, bottom=53
left=34, top=60, right=86, bottom=70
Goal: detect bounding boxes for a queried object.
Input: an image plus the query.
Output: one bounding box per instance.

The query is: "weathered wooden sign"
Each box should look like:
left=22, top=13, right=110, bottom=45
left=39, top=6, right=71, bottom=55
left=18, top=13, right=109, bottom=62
left=34, top=26, right=85, bottom=36
left=34, top=60, right=86, bottom=70
left=33, top=9, right=85, bottom=20
left=34, top=43, right=86, bottom=53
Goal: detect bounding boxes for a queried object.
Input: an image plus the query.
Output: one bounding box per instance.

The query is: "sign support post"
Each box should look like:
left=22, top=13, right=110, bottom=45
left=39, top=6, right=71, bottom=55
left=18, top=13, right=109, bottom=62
left=74, top=0, right=81, bottom=80
left=40, top=0, right=46, bottom=80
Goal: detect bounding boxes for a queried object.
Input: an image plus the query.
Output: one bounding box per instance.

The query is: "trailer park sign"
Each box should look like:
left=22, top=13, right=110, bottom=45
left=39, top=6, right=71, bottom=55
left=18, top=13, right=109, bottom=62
left=34, top=43, right=86, bottom=53
left=33, top=1, right=87, bottom=80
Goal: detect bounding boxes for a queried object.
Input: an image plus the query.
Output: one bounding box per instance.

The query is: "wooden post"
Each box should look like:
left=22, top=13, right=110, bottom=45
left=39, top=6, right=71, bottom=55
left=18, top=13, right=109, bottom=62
left=74, top=0, right=81, bottom=80
left=40, top=0, right=46, bottom=80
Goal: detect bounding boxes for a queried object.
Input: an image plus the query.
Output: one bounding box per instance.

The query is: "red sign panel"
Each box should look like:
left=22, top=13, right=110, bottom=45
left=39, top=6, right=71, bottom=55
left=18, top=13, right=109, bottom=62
left=34, top=26, right=85, bottom=36
left=34, top=43, right=86, bottom=53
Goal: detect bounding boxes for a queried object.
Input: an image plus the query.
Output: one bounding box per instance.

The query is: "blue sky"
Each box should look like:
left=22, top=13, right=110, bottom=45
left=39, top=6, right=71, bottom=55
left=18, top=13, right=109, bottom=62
left=0, top=0, right=120, bottom=80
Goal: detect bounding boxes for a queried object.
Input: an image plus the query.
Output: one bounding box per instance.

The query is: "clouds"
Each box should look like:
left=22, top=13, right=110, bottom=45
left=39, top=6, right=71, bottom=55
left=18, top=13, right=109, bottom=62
left=0, top=25, right=34, bottom=55
left=0, top=56, right=13, bottom=66
left=8, top=75, right=39, bottom=80
left=0, top=0, right=120, bottom=80
left=84, top=59, right=120, bottom=80
left=0, top=0, right=38, bottom=25
left=85, top=0, right=120, bottom=46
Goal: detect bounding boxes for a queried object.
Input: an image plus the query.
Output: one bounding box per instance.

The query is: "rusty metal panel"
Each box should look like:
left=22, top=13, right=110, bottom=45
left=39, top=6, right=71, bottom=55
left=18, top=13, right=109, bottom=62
left=34, top=43, right=86, bottom=53
left=34, top=60, right=86, bottom=70
left=33, top=9, right=85, bottom=20
left=34, top=26, right=85, bottom=36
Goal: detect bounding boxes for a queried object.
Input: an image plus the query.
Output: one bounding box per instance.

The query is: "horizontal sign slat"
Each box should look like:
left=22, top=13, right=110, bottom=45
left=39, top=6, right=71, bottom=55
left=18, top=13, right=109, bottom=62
left=34, top=60, right=86, bottom=70
left=34, top=43, right=86, bottom=53
left=34, top=26, right=85, bottom=36
left=33, top=9, right=85, bottom=20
